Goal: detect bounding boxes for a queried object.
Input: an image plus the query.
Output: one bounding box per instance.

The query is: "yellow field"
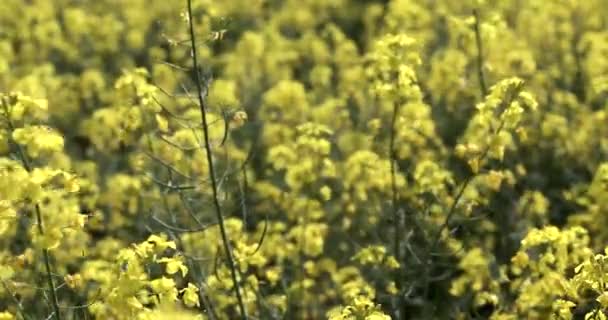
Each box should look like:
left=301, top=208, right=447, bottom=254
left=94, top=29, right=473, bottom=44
left=1, top=0, right=607, bottom=319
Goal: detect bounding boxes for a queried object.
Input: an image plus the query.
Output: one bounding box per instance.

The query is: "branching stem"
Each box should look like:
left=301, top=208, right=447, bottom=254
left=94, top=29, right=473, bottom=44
left=185, top=2, right=248, bottom=319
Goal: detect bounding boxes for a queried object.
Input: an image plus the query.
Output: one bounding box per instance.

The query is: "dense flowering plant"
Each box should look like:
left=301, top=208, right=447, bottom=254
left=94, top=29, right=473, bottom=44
left=0, top=0, right=607, bottom=319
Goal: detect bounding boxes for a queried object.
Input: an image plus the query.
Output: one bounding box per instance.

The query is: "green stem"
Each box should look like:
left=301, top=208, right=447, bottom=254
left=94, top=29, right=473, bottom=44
left=389, top=100, right=406, bottom=319
left=390, top=101, right=401, bottom=263
left=473, top=9, right=488, bottom=97
left=184, top=2, right=248, bottom=319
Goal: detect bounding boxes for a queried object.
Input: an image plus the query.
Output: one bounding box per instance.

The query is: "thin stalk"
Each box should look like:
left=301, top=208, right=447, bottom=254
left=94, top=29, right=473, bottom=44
left=473, top=9, right=488, bottom=97
left=37, top=207, right=62, bottom=320
left=390, top=101, right=401, bottom=264
left=185, top=2, right=248, bottom=319
left=389, top=101, right=406, bottom=319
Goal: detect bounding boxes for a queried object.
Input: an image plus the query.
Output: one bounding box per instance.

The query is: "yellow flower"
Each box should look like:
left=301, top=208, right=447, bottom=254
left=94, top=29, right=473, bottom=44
left=320, top=185, right=332, bottom=201
left=231, top=110, right=248, bottom=128
left=64, top=273, right=83, bottom=289
left=386, top=281, right=398, bottom=295
left=181, top=283, right=200, bottom=308
left=12, top=125, right=64, bottom=158
left=158, top=257, right=188, bottom=277
left=156, top=114, right=169, bottom=132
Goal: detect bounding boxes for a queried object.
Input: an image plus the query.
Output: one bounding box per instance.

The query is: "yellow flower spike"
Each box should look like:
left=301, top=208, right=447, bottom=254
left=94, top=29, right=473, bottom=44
left=12, top=125, right=64, bottom=158
left=3, top=93, right=48, bottom=122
